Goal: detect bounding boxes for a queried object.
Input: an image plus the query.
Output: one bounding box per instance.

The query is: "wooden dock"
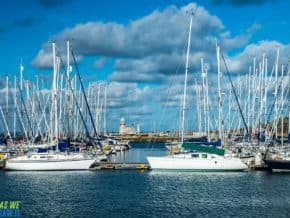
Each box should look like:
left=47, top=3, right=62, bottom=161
left=89, top=162, right=150, bottom=171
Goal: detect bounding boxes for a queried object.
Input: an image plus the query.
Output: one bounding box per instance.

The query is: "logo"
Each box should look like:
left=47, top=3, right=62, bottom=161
left=0, top=201, right=21, bottom=217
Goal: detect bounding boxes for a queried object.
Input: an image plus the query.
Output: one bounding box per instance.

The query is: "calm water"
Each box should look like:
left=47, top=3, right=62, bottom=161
left=1, top=144, right=290, bottom=217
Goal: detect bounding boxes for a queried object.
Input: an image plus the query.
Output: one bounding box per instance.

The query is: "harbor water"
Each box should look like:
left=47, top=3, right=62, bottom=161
left=1, top=143, right=290, bottom=217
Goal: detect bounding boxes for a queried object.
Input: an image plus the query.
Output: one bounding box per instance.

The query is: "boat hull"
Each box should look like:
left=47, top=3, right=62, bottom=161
left=0, top=159, right=4, bottom=169
left=147, top=156, right=248, bottom=171
left=263, top=159, right=290, bottom=171
left=4, top=159, right=95, bottom=171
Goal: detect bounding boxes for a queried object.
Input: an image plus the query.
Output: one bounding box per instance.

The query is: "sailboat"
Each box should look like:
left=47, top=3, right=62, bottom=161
left=4, top=150, right=95, bottom=171
left=262, top=144, right=290, bottom=171
left=4, top=42, right=96, bottom=171
left=147, top=13, right=247, bottom=171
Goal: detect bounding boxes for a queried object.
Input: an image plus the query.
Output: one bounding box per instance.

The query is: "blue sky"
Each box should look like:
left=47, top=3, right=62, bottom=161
left=0, top=0, right=290, bottom=132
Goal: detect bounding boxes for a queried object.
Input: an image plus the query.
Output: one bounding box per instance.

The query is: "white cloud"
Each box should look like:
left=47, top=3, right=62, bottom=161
left=32, top=2, right=254, bottom=80
left=28, top=2, right=290, bottom=131
left=226, top=40, right=290, bottom=73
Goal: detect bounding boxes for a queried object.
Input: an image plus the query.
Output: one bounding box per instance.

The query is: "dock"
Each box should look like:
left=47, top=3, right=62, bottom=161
left=249, top=163, right=270, bottom=171
left=89, top=162, right=151, bottom=171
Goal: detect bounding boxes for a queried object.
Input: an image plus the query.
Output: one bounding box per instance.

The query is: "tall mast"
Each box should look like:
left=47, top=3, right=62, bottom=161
left=216, top=44, right=223, bottom=141
left=264, top=58, right=268, bottom=128
left=195, top=83, right=201, bottom=135
left=237, top=74, right=241, bottom=134
left=247, top=66, right=251, bottom=137
left=201, top=58, right=206, bottom=135
left=6, top=76, right=9, bottom=132
left=51, top=42, right=58, bottom=148
left=251, top=58, right=256, bottom=136
left=0, top=106, right=11, bottom=139
left=13, top=76, right=17, bottom=138
left=205, top=67, right=210, bottom=140
left=258, top=60, right=262, bottom=141
left=181, top=13, right=193, bottom=143
left=96, top=83, right=101, bottom=134
left=59, top=73, right=63, bottom=137
left=288, top=57, right=290, bottom=142
left=274, top=47, right=279, bottom=140
left=281, top=65, right=284, bottom=148
left=66, top=40, right=71, bottom=139
left=228, top=84, right=232, bottom=137
left=103, top=85, right=107, bottom=136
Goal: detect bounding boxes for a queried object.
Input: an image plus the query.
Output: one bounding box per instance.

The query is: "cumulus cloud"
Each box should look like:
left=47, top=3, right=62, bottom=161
left=226, top=40, right=290, bottom=74
left=29, top=2, right=290, bottom=131
left=32, top=2, right=253, bottom=76
left=106, top=82, right=153, bottom=109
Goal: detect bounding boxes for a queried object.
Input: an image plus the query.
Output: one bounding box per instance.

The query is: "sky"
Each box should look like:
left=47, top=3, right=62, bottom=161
left=0, top=0, right=290, bottom=132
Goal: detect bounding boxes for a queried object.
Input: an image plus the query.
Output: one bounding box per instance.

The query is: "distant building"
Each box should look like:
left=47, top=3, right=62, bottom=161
left=159, top=131, right=169, bottom=137
left=119, top=117, right=136, bottom=135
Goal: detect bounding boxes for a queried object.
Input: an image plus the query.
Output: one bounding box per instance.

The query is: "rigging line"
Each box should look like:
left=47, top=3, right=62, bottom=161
left=69, top=80, right=91, bottom=139
left=266, top=72, right=284, bottom=129
left=220, top=49, right=251, bottom=142
left=263, top=74, right=285, bottom=158
left=58, top=55, right=91, bottom=140
left=71, top=49, right=99, bottom=140
left=17, top=82, right=34, bottom=138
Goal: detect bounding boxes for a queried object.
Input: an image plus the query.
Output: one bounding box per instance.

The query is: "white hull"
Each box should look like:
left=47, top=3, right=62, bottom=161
left=4, top=153, right=95, bottom=171
left=147, top=154, right=248, bottom=171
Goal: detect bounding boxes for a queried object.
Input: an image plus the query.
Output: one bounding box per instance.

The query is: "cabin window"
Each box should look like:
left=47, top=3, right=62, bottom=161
left=191, top=154, right=199, bottom=158
left=202, top=154, right=207, bottom=158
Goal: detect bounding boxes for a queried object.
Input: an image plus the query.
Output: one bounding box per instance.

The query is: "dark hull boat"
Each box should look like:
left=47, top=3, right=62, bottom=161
left=263, top=159, right=290, bottom=171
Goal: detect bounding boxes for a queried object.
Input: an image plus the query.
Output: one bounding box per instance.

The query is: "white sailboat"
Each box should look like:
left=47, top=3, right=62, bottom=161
left=147, top=12, right=247, bottom=171
left=4, top=152, right=94, bottom=171
left=4, top=42, right=96, bottom=171
left=148, top=153, right=248, bottom=171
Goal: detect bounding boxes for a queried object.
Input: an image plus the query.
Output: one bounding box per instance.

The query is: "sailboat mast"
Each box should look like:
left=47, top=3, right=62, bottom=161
left=281, top=65, right=284, bottom=148
left=0, top=106, right=11, bottom=139
left=201, top=58, right=206, bottom=135
left=288, top=57, right=290, bottom=142
left=13, top=76, right=17, bottom=138
left=51, top=42, right=58, bottom=148
left=96, top=83, right=101, bottom=134
left=103, top=85, right=107, bottom=136
left=274, top=47, right=280, bottom=140
left=6, top=76, right=9, bottom=131
left=66, top=40, right=71, bottom=139
left=205, top=67, right=210, bottom=140
left=216, top=44, right=223, bottom=141
left=181, top=13, right=193, bottom=143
